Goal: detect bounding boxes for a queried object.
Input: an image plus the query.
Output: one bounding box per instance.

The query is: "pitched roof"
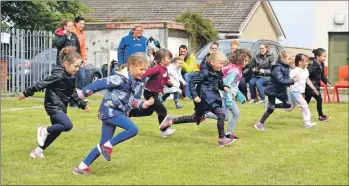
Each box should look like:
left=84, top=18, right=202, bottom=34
left=83, top=0, right=258, bottom=33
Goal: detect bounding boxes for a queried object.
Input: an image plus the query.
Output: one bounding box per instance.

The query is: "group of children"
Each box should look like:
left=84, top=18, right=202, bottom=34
left=18, top=45, right=331, bottom=174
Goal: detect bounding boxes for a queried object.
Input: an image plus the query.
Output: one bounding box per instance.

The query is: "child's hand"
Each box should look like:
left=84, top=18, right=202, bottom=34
left=76, top=88, right=85, bottom=99
left=313, top=89, right=320, bottom=96
left=84, top=105, right=90, bottom=112
left=293, top=75, right=300, bottom=82
left=147, top=97, right=155, bottom=106
left=18, top=93, right=25, bottom=100
left=194, top=96, right=201, bottom=103
left=326, top=82, right=331, bottom=88
left=224, top=87, right=229, bottom=92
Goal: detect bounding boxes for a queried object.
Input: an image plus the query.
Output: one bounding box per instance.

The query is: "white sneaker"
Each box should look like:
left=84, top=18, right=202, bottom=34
left=257, top=100, right=266, bottom=104
left=161, top=128, right=176, bottom=138
left=30, top=150, right=45, bottom=159
left=305, top=122, right=317, bottom=129
left=248, top=99, right=255, bottom=103
left=37, top=126, right=48, bottom=147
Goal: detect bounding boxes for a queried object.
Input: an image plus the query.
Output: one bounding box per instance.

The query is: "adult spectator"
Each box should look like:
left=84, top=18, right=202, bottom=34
left=179, top=45, right=199, bottom=99
left=117, top=25, right=148, bottom=65
left=200, top=41, right=219, bottom=71
left=54, top=20, right=80, bottom=66
left=249, top=42, right=275, bottom=104
left=72, top=16, right=86, bottom=89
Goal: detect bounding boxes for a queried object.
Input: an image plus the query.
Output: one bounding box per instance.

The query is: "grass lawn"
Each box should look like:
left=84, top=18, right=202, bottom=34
left=1, top=96, right=348, bottom=185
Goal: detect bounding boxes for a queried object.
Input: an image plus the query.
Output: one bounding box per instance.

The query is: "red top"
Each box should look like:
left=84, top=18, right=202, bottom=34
left=142, top=64, right=173, bottom=94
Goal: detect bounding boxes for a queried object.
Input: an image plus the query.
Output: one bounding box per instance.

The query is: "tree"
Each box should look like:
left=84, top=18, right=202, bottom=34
left=1, top=1, right=90, bottom=31
left=176, top=12, right=218, bottom=52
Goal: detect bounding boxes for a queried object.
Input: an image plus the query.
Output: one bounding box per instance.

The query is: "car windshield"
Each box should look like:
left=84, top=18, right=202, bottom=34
left=196, top=41, right=254, bottom=64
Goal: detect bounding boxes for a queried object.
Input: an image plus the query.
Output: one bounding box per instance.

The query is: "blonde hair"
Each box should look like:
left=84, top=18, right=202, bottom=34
left=208, top=51, right=226, bottom=62
left=230, top=40, right=240, bottom=47
left=172, top=56, right=184, bottom=64
left=279, top=50, right=292, bottom=59
left=117, top=54, right=147, bottom=72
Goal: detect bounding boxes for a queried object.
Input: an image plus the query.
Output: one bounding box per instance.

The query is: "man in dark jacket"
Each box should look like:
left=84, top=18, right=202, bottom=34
left=54, top=20, right=81, bottom=66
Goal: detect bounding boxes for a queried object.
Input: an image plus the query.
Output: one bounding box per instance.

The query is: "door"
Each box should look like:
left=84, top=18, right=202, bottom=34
left=328, top=32, right=349, bottom=83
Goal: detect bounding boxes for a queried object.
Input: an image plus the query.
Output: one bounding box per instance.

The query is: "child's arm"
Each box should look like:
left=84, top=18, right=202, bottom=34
left=71, top=84, right=88, bottom=110
left=164, top=71, right=173, bottom=87
left=320, top=63, right=330, bottom=86
left=218, top=71, right=229, bottom=91
left=21, top=68, right=64, bottom=98
left=130, top=84, right=154, bottom=110
left=189, top=72, right=205, bottom=99
left=306, top=77, right=319, bottom=95
left=272, top=66, right=295, bottom=86
left=80, top=75, right=122, bottom=98
left=235, top=90, right=246, bottom=104
left=141, top=66, right=160, bottom=79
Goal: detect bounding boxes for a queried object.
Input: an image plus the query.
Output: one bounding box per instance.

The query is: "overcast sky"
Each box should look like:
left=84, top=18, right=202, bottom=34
left=270, top=1, right=313, bottom=48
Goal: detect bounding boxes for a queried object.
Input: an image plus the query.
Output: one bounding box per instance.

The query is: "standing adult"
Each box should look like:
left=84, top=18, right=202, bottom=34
left=179, top=45, right=199, bottom=99
left=200, top=41, right=219, bottom=71
left=55, top=20, right=80, bottom=66
left=249, top=42, right=275, bottom=104
left=72, top=16, right=87, bottom=89
left=117, top=25, right=148, bottom=66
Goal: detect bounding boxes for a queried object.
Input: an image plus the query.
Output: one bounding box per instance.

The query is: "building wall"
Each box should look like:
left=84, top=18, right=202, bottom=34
left=84, top=28, right=166, bottom=67
left=311, top=1, right=348, bottom=66
left=240, top=3, right=279, bottom=41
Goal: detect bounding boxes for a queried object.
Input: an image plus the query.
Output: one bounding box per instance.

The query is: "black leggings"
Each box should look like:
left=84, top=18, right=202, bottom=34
left=260, top=96, right=291, bottom=124
left=304, top=93, right=324, bottom=117
left=173, top=107, right=226, bottom=138
left=129, top=89, right=168, bottom=131
left=41, top=112, right=73, bottom=150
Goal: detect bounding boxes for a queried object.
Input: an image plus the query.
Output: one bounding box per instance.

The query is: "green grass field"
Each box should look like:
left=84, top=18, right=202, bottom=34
left=1, top=96, right=348, bottom=185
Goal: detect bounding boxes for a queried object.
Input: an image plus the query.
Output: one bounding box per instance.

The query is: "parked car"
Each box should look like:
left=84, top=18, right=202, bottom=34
left=1, top=55, right=32, bottom=90
left=195, top=39, right=284, bottom=66
left=30, top=48, right=103, bottom=86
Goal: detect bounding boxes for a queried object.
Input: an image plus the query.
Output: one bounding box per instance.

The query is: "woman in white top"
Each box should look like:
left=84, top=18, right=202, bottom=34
left=162, top=56, right=187, bottom=109
left=286, top=53, right=319, bottom=128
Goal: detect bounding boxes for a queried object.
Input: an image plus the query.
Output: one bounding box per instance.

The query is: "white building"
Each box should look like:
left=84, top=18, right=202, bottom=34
left=311, top=1, right=348, bottom=83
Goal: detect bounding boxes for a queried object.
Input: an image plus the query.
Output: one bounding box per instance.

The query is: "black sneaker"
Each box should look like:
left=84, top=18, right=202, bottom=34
left=196, top=115, right=207, bottom=125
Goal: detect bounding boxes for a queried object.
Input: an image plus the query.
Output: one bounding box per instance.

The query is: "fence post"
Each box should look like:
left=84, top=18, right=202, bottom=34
left=20, top=29, right=25, bottom=92
left=48, top=32, right=52, bottom=76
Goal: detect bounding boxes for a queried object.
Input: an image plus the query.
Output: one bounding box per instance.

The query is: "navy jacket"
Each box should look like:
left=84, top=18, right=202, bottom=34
left=264, top=60, right=295, bottom=100
left=189, top=62, right=226, bottom=113
left=82, top=68, right=146, bottom=120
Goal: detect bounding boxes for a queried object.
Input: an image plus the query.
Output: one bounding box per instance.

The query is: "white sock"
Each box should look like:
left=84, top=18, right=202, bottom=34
left=78, top=162, right=88, bottom=170
left=104, top=141, right=112, bottom=148
left=34, top=147, right=44, bottom=154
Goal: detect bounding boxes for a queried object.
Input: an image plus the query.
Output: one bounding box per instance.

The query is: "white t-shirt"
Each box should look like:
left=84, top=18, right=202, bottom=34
left=289, top=67, right=309, bottom=93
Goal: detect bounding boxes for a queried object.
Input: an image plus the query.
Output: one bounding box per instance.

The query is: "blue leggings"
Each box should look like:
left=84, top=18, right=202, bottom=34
left=41, top=112, right=73, bottom=150
left=83, top=115, right=138, bottom=166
